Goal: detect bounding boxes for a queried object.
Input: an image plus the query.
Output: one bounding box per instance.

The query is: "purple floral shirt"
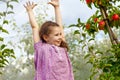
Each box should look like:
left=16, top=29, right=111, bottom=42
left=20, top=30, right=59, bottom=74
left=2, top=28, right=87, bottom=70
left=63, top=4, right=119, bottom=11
left=34, top=41, right=74, bottom=80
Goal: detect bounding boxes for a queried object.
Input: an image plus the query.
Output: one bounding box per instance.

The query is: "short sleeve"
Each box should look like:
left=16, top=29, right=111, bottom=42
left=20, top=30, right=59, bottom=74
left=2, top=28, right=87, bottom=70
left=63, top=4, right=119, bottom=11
left=34, top=40, right=43, bottom=80
left=34, top=40, right=43, bottom=50
left=34, top=40, right=43, bottom=69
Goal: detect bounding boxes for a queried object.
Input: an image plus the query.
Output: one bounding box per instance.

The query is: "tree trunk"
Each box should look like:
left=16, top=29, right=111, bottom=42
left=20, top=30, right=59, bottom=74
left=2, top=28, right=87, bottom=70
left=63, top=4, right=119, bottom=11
left=99, top=6, right=119, bottom=45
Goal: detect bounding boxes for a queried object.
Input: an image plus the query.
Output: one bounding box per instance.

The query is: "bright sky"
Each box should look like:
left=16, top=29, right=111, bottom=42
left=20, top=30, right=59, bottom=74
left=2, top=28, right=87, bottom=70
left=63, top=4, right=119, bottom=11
left=0, top=0, right=97, bottom=38
left=13, top=0, right=96, bottom=26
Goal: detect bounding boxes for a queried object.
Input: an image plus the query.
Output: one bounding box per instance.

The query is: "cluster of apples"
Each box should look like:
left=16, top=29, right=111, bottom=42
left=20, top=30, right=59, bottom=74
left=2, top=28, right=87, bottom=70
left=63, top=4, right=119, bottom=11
left=85, top=14, right=119, bottom=30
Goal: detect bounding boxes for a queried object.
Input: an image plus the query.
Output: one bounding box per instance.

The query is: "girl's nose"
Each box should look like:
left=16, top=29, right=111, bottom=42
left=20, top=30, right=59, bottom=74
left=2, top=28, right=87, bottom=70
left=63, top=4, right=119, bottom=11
left=59, top=35, right=62, bottom=40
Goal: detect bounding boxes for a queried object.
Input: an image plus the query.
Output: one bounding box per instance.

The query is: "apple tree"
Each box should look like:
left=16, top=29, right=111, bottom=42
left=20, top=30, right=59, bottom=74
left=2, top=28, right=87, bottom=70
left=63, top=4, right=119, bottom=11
left=70, top=0, right=120, bottom=79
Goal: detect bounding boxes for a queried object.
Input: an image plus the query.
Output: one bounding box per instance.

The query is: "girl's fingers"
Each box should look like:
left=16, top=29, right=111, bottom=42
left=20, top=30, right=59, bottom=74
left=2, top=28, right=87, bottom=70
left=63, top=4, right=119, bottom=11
left=33, top=4, right=37, bottom=8
left=23, top=4, right=26, bottom=8
left=48, top=2, right=52, bottom=4
left=23, top=5, right=25, bottom=8
left=28, top=1, right=31, bottom=5
left=48, top=1, right=54, bottom=5
left=26, top=2, right=29, bottom=6
left=51, top=0, right=58, bottom=2
left=32, top=2, right=34, bottom=5
left=24, top=1, right=37, bottom=9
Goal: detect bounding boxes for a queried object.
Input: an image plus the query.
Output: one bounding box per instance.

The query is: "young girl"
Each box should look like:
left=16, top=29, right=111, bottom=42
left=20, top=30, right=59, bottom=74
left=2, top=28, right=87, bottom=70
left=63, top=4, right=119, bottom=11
left=24, top=0, right=74, bottom=80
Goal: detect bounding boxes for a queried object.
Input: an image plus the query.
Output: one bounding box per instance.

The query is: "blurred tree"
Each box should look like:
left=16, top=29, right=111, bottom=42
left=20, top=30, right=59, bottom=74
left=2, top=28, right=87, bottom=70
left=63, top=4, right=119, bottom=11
left=0, top=55, right=34, bottom=80
left=66, top=28, right=92, bottom=80
left=0, top=0, right=18, bottom=73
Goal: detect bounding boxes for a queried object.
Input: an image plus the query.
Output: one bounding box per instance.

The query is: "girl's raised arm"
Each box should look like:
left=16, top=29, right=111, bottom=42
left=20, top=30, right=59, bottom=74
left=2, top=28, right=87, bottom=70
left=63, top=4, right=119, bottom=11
left=48, top=0, right=65, bottom=41
left=24, top=1, right=40, bottom=43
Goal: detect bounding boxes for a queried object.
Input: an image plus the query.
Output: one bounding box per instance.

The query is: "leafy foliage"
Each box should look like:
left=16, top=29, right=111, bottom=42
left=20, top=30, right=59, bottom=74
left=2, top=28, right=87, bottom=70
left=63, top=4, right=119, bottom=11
left=78, top=0, right=120, bottom=37
left=66, top=25, right=95, bottom=80
left=84, top=41, right=120, bottom=80
left=0, top=0, right=18, bottom=73
left=0, top=55, right=34, bottom=80
left=69, top=0, right=120, bottom=79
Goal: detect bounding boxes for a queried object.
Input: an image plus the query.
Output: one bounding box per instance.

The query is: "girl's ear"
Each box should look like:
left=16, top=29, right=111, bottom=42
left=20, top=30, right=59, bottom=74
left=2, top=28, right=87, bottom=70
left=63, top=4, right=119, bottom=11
left=43, top=35, right=48, bottom=42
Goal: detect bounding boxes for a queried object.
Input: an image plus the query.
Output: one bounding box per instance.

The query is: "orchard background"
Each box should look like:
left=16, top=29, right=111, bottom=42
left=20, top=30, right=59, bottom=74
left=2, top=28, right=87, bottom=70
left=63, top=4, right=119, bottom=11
left=0, top=0, right=120, bottom=80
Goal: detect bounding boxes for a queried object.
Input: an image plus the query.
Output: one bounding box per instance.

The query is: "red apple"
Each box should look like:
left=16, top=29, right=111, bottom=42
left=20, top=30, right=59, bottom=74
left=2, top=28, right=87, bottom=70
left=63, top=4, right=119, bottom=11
left=94, top=18, right=98, bottom=23
left=112, top=14, right=119, bottom=20
left=85, top=23, right=90, bottom=30
left=86, top=0, right=91, bottom=4
left=99, top=20, right=105, bottom=30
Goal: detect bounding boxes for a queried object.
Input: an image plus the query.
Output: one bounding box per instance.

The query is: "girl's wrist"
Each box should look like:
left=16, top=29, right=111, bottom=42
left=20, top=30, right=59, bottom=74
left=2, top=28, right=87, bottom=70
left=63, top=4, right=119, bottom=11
left=54, top=5, right=60, bottom=9
left=27, top=9, right=33, bottom=13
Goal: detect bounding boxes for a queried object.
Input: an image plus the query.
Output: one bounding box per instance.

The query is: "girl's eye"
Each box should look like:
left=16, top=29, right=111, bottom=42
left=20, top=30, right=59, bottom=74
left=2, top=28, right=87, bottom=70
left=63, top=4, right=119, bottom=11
left=55, top=33, right=59, bottom=36
left=55, top=32, right=62, bottom=36
left=60, top=33, right=62, bottom=35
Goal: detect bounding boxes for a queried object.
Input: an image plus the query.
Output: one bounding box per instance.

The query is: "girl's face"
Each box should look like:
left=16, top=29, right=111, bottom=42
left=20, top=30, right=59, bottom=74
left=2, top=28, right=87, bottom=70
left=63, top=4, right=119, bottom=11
left=44, top=26, right=62, bottom=46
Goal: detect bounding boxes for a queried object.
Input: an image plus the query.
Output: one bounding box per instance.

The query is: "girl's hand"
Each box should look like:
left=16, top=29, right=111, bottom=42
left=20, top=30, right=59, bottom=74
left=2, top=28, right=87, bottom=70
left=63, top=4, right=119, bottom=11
left=24, top=1, right=37, bottom=12
left=48, top=0, right=59, bottom=7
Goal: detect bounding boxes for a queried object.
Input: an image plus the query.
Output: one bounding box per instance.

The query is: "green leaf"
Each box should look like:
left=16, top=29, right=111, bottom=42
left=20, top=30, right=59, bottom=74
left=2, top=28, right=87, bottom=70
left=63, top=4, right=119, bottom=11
left=95, top=51, right=103, bottom=54
left=1, top=28, right=9, bottom=34
left=0, top=37, right=4, bottom=41
left=93, top=2, right=99, bottom=8
left=8, top=4, right=13, bottom=9
left=3, top=59, right=9, bottom=64
left=82, top=33, right=86, bottom=38
left=0, top=26, right=2, bottom=30
left=10, top=49, right=14, bottom=54
left=87, top=3, right=92, bottom=9
left=0, top=64, right=5, bottom=68
left=84, top=54, right=90, bottom=59
left=2, top=49, right=11, bottom=55
left=11, top=0, right=19, bottom=2
left=69, top=24, right=77, bottom=27
left=7, top=11, right=14, bottom=14
left=3, top=12, right=6, bottom=16
left=78, top=18, right=81, bottom=24
left=11, top=55, right=16, bottom=59
left=74, top=30, right=80, bottom=35
left=104, top=64, right=112, bottom=67
left=88, top=38, right=94, bottom=42
left=82, top=44, right=86, bottom=50
left=79, top=40, right=84, bottom=43
left=0, top=12, right=3, bottom=16
left=3, top=20, right=9, bottom=24
left=0, top=72, right=2, bottom=74
left=1, top=44, right=6, bottom=50
left=88, top=46, right=94, bottom=51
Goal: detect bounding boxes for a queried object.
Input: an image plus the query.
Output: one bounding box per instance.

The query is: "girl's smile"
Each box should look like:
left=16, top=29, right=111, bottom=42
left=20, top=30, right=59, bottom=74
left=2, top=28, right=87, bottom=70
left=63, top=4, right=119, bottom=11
left=43, top=27, right=62, bottom=46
